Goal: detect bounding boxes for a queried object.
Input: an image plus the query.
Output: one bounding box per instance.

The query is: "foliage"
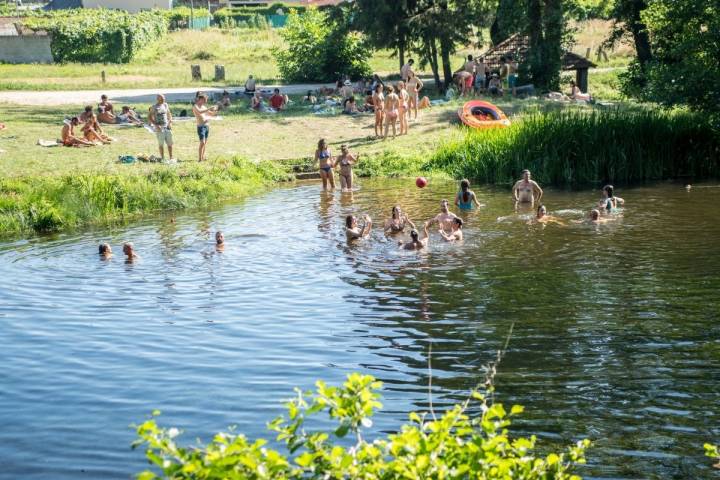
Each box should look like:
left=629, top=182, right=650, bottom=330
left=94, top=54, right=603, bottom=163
left=0, top=158, right=287, bottom=236
left=134, top=373, right=590, bottom=479
left=23, top=9, right=168, bottom=63
left=429, top=109, right=720, bottom=186
left=705, top=443, right=720, bottom=469
left=217, top=13, right=269, bottom=30
left=567, top=0, right=615, bottom=20
left=274, top=8, right=371, bottom=82
left=166, top=7, right=211, bottom=30
left=619, top=0, right=720, bottom=114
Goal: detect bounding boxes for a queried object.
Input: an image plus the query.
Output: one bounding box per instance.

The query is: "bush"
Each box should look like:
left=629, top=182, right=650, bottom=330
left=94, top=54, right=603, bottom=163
left=274, top=7, right=372, bottom=82
left=166, top=6, right=211, bottom=30
left=134, top=373, right=590, bottom=479
left=23, top=9, right=168, bottom=63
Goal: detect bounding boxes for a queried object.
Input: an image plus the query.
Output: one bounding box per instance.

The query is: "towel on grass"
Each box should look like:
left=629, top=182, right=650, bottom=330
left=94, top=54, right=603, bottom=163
left=38, top=139, right=61, bottom=147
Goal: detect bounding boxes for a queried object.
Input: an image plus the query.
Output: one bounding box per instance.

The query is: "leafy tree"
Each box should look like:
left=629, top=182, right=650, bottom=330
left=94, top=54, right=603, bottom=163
left=134, top=373, right=591, bottom=479
left=274, top=8, right=371, bottom=83
left=491, top=0, right=527, bottom=44
left=524, top=0, right=566, bottom=91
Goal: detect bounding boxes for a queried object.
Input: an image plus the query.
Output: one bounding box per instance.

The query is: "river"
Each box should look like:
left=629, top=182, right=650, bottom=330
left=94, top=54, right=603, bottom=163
left=1, top=179, right=719, bottom=479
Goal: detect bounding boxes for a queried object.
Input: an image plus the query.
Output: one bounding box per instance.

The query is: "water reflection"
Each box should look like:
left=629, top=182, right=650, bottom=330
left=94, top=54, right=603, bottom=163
left=0, top=180, right=718, bottom=479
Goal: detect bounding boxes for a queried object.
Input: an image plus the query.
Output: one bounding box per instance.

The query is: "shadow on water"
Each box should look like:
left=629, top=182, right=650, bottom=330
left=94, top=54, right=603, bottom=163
left=0, top=178, right=719, bottom=479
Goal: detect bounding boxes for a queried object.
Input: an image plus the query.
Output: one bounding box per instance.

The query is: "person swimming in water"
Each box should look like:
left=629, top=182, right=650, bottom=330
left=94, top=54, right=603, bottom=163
left=599, top=184, right=625, bottom=211
left=384, top=205, right=416, bottom=234
left=98, top=243, right=112, bottom=259
left=426, top=199, right=459, bottom=234
left=346, top=214, right=372, bottom=242
left=123, top=242, right=138, bottom=262
left=400, top=223, right=429, bottom=250
left=455, top=179, right=482, bottom=210
left=215, top=231, right=225, bottom=251
left=315, top=138, right=335, bottom=190
left=512, top=169, right=543, bottom=207
left=529, top=204, right=566, bottom=225
left=439, top=217, right=463, bottom=242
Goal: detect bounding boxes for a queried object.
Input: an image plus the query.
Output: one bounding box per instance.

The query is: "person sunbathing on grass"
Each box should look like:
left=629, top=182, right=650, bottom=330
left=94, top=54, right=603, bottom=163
left=116, top=106, right=143, bottom=125
left=98, top=94, right=116, bottom=124
left=80, top=107, right=113, bottom=144
left=61, top=118, right=94, bottom=147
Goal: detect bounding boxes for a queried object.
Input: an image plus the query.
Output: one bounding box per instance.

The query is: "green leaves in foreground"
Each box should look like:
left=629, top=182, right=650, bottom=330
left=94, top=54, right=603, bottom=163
left=133, top=373, right=590, bottom=479
left=705, top=443, right=720, bottom=469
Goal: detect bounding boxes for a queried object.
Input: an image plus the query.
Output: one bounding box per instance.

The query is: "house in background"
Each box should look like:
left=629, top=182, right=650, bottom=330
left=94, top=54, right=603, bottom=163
left=44, top=0, right=173, bottom=12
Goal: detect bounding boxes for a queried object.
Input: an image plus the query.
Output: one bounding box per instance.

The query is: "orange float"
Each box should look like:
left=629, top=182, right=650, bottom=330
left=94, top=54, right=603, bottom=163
left=457, top=100, right=511, bottom=129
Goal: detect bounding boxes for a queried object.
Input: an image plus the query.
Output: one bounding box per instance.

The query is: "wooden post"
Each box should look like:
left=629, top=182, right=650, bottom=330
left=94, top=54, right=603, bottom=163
left=577, top=68, right=589, bottom=93
left=101, top=70, right=106, bottom=83
left=585, top=47, right=591, bottom=58
left=191, top=64, right=202, bottom=81
left=214, top=65, right=225, bottom=81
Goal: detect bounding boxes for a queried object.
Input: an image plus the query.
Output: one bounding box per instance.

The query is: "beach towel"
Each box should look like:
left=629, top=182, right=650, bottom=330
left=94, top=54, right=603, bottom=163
left=38, top=139, right=61, bottom=147
left=118, top=155, right=136, bottom=164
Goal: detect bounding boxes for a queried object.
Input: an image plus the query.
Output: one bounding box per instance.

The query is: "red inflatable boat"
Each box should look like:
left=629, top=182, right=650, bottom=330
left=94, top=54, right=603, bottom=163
left=457, top=100, right=511, bottom=129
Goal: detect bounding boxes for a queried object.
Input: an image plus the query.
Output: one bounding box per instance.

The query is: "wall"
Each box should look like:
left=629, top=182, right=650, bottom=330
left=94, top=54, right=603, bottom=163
left=0, top=35, right=53, bottom=63
left=82, top=0, right=173, bottom=12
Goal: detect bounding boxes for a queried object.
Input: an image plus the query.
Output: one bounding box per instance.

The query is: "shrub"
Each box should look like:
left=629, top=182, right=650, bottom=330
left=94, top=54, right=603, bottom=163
left=134, top=373, right=590, bottom=479
left=166, top=6, right=211, bottom=30
left=23, top=9, right=168, bottom=63
left=274, top=7, right=372, bottom=82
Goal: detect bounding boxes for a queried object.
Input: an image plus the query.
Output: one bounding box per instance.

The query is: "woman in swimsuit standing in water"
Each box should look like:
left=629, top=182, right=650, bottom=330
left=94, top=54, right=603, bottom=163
left=372, top=84, right=385, bottom=138
left=455, top=179, right=482, bottom=210
left=599, top=184, right=625, bottom=211
left=384, top=205, right=416, bottom=234
left=512, top=169, right=543, bottom=208
left=384, top=85, right=400, bottom=139
left=397, top=81, right=410, bottom=135
left=315, top=138, right=335, bottom=190
left=337, top=144, right=359, bottom=191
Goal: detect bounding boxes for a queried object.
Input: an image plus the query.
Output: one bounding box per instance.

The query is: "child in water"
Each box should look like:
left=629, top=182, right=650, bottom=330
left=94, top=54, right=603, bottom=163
left=455, top=179, right=482, bottom=210
left=98, top=243, right=112, bottom=259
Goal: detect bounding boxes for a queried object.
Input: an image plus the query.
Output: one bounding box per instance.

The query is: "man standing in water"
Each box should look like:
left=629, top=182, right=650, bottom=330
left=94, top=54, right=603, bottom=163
left=512, top=169, right=543, bottom=207
left=425, top=199, right=459, bottom=235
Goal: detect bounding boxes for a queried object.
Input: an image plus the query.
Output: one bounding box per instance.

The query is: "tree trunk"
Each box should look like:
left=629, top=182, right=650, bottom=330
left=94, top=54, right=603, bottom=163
left=628, top=0, right=652, bottom=64
left=429, top=37, right=441, bottom=91
left=542, top=0, right=564, bottom=91
left=398, top=32, right=405, bottom=71
left=439, top=37, right=454, bottom=89
left=526, top=0, right=544, bottom=87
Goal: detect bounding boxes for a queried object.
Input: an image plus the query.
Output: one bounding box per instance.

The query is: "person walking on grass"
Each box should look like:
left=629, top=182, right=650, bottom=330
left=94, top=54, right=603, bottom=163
left=149, top=94, right=174, bottom=161
left=192, top=93, right=218, bottom=162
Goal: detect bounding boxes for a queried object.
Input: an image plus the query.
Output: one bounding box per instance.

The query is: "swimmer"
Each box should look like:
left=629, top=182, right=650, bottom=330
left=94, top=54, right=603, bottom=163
left=315, top=138, right=335, bottom=190
left=215, top=231, right=225, bottom=251
left=439, top=217, right=463, bottom=242
left=455, top=179, right=482, bottom=210
left=529, top=204, right=566, bottom=225
left=599, top=184, right=625, bottom=211
left=123, top=242, right=138, bottom=261
left=426, top=199, right=459, bottom=234
left=576, top=209, right=612, bottom=224
left=346, top=214, right=372, bottom=242
left=512, top=169, right=543, bottom=207
left=400, top=223, right=429, bottom=250
left=384, top=205, right=416, bottom=234
left=98, top=243, right=112, bottom=259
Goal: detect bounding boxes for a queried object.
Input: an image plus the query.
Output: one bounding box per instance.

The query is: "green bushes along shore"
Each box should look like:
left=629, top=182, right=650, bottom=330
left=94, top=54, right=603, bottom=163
left=430, top=109, right=720, bottom=186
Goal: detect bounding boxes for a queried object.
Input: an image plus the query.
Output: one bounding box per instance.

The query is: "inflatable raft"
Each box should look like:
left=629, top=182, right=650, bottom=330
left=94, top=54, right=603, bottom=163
left=457, top=100, right=511, bottom=129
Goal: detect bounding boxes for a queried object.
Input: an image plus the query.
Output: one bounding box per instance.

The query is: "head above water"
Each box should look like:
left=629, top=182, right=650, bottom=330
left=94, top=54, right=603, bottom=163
left=440, top=199, right=449, bottom=213
left=603, top=184, right=614, bottom=198
left=410, top=229, right=419, bottom=241
left=537, top=204, right=547, bottom=217
left=345, top=214, right=357, bottom=229
left=453, top=217, right=463, bottom=229
left=215, top=231, right=224, bottom=245
left=98, top=243, right=111, bottom=255
left=392, top=205, right=402, bottom=219
left=590, top=209, right=600, bottom=220
left=460, top=179, right=470, bottom=191
left=522, top=169, right=531, bottom=180
left=123, top=242, right=134, bottom=256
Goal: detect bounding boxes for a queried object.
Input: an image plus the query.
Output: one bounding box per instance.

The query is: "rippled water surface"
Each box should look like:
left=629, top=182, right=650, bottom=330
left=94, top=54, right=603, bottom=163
left=1, top=179, right=720, bottom=479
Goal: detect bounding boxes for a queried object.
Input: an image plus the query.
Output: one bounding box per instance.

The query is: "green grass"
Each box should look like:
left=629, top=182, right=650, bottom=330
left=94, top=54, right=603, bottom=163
left=428, top=109, right=720, bottom=186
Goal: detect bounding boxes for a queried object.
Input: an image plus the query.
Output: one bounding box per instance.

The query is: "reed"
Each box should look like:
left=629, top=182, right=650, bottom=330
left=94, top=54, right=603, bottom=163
left=0, top=158, right=288, bottom=235
left=429, top=109, right=719, bottom=186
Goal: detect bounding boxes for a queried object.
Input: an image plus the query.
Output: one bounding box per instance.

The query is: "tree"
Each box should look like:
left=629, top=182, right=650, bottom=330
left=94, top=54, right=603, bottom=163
left=274, top=8, right=372, bottom=83
left=524, top=0, right=566, bottom=91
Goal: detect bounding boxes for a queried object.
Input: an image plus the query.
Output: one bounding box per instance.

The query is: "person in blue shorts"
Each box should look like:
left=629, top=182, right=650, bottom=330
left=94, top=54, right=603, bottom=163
left=192, top=93, right=218, bottom=162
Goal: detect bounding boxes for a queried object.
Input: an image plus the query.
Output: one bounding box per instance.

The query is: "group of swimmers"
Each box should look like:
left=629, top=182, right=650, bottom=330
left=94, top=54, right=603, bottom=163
left=98, top=231, right=225, bottom=262
left=344, top=169, right=626, bottom=250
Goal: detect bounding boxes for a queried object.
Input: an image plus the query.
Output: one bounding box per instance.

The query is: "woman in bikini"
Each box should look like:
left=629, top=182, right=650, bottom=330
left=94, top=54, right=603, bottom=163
left=455, top=179, right=482, bottom=210
left=383, top=85, right=400, bottom=139
left=397, top=81, right=410, bottom=135
left=337, top=144, right=359, bottom=191
left=372, top=84, right=385, bottom=138
left=315, top=138, right=335, bottom=190
left=384, top=205, right=416, bottom=234
left=406, top=71, right=424, bottom=121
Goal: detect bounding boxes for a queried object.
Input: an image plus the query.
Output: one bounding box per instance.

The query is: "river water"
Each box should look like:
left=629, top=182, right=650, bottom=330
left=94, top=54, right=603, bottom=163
left=1, top=179, right=719, bottom=479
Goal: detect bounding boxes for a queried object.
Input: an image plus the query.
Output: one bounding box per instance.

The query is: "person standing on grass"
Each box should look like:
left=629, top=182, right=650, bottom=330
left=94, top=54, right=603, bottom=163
left=149, top=94, right=173, bottom=161
left=397, top=81, right=410, bottom=135
left=401, top=58, right=415, bottom=82
left=474, top=57, right=487, bottom=93
left=406, top=71, right=424, bottom=121
left=383, top=85, right=400, bottom=139
left=192, top=93, right=217, bottom=162
left=372, top=84, right=385, bottom=138
left=508, top=56, right=519, bottom=96
left=463, top=54, right=475, bottom=74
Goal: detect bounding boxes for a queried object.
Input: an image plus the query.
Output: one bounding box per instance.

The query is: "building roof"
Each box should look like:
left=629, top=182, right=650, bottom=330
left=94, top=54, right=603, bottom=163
left=44, top=0, right=83, bottom=10
left=0, top=17, right=49, bottom=36
left=481, top=33, right=597, bottom=71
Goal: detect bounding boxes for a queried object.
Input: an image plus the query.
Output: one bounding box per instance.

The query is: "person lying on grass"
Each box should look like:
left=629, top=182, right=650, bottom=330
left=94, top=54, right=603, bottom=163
left=61, top=117, right=94, bottom=147
left=116, top=106, right=143, bottom=126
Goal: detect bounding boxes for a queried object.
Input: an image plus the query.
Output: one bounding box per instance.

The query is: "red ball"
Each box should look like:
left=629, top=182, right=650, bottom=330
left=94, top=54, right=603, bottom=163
left=416, top=177, right=428, bottom=188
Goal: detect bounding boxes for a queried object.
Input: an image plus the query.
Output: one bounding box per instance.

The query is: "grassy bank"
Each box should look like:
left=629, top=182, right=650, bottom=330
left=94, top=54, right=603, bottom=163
left=429, top=109, right=720, bottom=186
left=0, top=158, right=287, bottom=235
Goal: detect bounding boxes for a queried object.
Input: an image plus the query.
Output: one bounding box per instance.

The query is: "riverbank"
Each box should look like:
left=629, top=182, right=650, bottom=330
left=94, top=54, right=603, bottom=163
left=1, top=106, right=717, bottom=236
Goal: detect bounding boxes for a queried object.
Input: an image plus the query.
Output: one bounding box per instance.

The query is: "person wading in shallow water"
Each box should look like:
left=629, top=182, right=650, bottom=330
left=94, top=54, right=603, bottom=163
left=425, top=199, right=459, bottom=235
left=400, top=223, right=430, bottom=250
left=384, top=205, right=416, bottom=235
left=345, top=214, right=372, bottom=242
left=439, top=217, right=464, bottom=242
left=512, top=169, right=543, bottom=207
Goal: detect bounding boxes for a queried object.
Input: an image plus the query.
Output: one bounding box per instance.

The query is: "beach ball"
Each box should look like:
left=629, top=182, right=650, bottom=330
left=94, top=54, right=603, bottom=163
left=416, top=177, right=428, bottom=188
